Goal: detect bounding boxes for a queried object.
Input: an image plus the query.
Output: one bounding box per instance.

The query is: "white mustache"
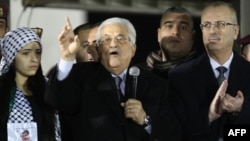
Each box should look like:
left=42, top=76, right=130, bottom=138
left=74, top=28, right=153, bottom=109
left=108, top=48, right=120, bottom=55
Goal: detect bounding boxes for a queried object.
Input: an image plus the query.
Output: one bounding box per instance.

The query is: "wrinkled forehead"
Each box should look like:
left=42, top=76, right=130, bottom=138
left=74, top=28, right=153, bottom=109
left=100, top=24, right=129, bottom=36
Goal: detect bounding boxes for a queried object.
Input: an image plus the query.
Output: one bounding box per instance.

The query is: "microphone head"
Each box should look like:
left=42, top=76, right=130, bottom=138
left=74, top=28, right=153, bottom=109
left=129, top=66, right=140, bottom=77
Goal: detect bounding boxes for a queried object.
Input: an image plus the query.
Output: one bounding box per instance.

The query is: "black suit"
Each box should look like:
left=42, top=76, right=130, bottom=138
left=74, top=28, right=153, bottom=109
left=46, top=62, right=181, bottom=141
left=168, top=52, right=250, bottom=141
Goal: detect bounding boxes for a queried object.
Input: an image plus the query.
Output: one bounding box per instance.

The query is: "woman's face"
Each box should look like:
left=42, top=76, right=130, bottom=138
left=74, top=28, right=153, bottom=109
left=14, top=42, right=41, bottom=77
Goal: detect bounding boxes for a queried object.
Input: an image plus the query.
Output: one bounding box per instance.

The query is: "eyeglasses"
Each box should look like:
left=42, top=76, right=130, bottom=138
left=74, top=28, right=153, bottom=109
left=99, top=35, right=130, bottom=46
left=200, top=22, right=237, bottom=30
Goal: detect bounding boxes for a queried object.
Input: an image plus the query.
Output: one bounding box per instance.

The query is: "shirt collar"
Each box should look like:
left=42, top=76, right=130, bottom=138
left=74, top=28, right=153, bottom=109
left=209, top=52, right=233, bottom=78
left=209, top=52, right=233, bottom=70
left=111, top=69, right=127, bottom=81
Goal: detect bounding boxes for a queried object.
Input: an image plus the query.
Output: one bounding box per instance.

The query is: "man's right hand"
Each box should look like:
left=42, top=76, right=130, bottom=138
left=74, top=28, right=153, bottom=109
left=209, top=80, right=228, bottom=123
left=58, top=17, right=80, bottom=61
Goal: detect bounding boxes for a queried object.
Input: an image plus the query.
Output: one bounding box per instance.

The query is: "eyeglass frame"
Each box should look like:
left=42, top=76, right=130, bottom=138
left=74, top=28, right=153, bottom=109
left=200, top=21, right=238, bottom=30
left=98, top=34, right=131, bottom=46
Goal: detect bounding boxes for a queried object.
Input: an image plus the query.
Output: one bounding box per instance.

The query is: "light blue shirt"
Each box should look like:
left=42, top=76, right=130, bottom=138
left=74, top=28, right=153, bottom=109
left=209, top=52, right=233, bottom=79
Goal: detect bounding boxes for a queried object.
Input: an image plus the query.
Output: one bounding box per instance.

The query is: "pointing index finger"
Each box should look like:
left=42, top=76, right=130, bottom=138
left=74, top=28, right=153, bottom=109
left=66, top=16, right=73, bottom=30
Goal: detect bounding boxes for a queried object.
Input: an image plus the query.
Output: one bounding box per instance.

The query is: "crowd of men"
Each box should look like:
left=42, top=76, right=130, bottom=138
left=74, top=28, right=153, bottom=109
left=1, top=1, right=250, bottom=141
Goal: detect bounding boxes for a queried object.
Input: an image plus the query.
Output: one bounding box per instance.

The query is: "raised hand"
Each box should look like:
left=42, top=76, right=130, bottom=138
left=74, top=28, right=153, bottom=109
left=209, top=80, right=228, bottom=123
left=58, top=17, right=80, bottom=61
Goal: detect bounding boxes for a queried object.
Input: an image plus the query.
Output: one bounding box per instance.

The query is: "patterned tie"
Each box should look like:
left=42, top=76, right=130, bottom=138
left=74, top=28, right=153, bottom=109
left=113, top=77, right=125, bottom=102
left=216, top=66, right=227, bottom=86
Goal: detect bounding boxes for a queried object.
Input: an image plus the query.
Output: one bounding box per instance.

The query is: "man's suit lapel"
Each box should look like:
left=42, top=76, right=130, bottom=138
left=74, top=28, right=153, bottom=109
left=192, top=52, right=250, bottom=103
left=95, top=65, right=124, bottom=118
left=227, top=53, right=250, bottom=96
left=192, top=53, right=219, bottom=102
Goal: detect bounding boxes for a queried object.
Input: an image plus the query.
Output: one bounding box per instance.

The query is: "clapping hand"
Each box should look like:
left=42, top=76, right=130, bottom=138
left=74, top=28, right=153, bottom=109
left=209, top=80, right=244, bottom=123
left=209, top=80, right=228, bottom=123
left=221, top=90, right=244, bottom=113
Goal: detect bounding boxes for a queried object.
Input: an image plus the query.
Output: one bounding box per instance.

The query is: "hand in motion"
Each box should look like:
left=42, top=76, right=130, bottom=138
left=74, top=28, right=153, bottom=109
left=209, top=80, right=228, bottom=123
left=58, top=17, right=80, bottom=61
left=121, top=99, right=147, bottom=125
left=221, top=90, right=244, bottom=113
left=209, top=80, right=244, bottom=123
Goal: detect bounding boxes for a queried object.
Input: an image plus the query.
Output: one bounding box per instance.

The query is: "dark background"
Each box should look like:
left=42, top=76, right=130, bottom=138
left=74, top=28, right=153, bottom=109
left=89, top=12, right=204, bottom=64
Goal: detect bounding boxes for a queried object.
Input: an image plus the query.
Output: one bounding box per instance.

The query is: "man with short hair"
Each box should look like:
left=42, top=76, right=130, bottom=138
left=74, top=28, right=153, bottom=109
left=168, top=1, right=250, bottom=141
left=145, top=6, right=199, bottom=79
left=49, top=22, right=101, bottom=141
left=46, top=17, right=181, bottom=141
left=73, top=22, right=100, bottom=62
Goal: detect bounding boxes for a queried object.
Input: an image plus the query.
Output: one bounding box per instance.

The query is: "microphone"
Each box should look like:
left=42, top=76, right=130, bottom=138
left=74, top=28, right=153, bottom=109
left=129, top=66, right=140, bottom=98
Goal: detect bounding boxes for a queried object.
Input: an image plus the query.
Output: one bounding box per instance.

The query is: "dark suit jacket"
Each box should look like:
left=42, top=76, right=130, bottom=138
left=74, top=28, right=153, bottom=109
left=46, top=62, right=181, bottom=141
left=168, top=52, right=250, bottom=141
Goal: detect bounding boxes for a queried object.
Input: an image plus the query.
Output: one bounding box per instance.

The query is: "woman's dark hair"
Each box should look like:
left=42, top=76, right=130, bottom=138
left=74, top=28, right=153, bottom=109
left=0, top=64, right=55, bottom=141
left=29, top=65, right=56, bottom=141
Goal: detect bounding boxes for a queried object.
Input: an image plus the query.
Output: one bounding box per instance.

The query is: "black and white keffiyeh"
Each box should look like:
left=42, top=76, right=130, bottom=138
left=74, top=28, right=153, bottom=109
left=8, top=88, right=34, bottom=123
left=0, top=27, right=42, bottom=75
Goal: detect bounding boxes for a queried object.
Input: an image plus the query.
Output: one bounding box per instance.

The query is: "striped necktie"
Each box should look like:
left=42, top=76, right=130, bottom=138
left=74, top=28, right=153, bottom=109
left=216, top=66, right=227, bottom=86
left=113, top=76, right=125, bottom=102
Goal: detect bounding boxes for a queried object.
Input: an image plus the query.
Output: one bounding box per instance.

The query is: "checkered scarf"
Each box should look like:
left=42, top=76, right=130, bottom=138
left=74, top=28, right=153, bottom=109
left=0, top=27, right=41, bottom=75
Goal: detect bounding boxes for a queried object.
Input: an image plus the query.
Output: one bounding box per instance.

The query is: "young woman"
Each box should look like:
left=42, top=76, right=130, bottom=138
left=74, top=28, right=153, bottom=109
left=0, top=27, right=57, bottom=141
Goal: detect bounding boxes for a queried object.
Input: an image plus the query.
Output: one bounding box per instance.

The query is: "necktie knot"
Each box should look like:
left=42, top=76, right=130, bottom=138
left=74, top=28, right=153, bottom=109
left=216, top=66, right=227, bottom=74
left=216, top=66, right=227, bottom=86
left=114, top=76, right=122, bottom=89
